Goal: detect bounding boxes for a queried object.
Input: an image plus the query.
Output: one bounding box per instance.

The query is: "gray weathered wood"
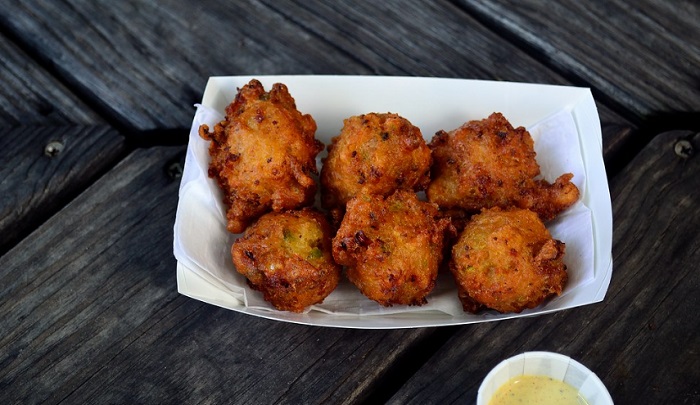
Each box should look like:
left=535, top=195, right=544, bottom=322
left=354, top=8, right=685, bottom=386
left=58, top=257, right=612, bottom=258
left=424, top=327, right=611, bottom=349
left=0, top=34, right=102, bottom=125
left=385, top=130, right=700, bottom=404
left=0, top=145, right=444, bottom=404
left=459, top=0, right=700, bottom=120
left=1, top=1, right=696, bottom=403
left=259, top=0, right=567, bottom=82
left=257, top=0, right=631, bottom=150
left=0, top=126, right=125, bottom=255
left=0, top=0, right=632, bottom=142
left=0, top=0, right=371, bottom=131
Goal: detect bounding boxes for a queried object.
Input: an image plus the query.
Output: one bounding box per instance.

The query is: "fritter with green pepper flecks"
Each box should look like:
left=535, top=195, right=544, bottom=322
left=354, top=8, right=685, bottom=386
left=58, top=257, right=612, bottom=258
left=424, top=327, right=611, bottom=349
left=231, top=208, right=340, bottom=313
left=199, top=79, right=323, bottom=234
left=427, top=112, right=579, bottom=222
left=321, top=113, right=431, bottom=223
left=332, top=190, right=452, bottom=307
left=450, top=207, right=568, bottom=314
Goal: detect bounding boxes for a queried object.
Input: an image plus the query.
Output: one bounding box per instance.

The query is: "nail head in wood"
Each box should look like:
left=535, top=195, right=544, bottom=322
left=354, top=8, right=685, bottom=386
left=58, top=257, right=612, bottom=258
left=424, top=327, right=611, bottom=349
left=167, top=161, right=183, bottom=179
left=44, top=141, right=64, bottom=157
left=674, top=139, right=693, bottom=159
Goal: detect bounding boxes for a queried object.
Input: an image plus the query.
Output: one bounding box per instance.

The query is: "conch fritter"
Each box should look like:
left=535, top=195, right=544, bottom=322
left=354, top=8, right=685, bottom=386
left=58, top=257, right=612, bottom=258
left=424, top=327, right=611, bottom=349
left=450, top=207, right=568, bottom=313
left=332, top=190, right=452, bottom=307
left=320, top=113, right=431, bottom=219
left=231, top=208, right=341, bottom=313
left=427, top=112, right=579, bottom=222
left=199, top=79, right=323, bottom=233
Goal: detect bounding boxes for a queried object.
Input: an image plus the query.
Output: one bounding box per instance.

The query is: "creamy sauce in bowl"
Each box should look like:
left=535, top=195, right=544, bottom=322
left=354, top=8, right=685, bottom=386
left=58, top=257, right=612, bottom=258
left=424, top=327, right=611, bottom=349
left=488, top=375, right=589, bottom=405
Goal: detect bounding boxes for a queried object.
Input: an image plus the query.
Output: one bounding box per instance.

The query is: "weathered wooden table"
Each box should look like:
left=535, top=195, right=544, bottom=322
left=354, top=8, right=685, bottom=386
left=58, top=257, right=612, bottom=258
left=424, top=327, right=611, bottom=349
left=1, top=1, right=698, bottom=403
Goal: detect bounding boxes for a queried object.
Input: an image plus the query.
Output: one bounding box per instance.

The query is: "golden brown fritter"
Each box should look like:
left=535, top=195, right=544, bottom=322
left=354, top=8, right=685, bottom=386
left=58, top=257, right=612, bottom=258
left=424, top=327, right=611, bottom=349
left=427, top=112, right=579, bottom=222
left=231, top=208, right=341, bottom=313
left=199, top=79, right=324, bottom=234
left=449, top=207, right=568, bottom=314
left=320, top=113, right=431, bottom=221
left=332, top=190, right=452, bottom=307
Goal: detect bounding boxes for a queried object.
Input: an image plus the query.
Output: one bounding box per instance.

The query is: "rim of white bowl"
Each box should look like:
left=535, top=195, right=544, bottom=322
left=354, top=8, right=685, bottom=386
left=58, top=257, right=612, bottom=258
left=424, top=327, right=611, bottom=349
left=476, top=351, right=613, bottom=405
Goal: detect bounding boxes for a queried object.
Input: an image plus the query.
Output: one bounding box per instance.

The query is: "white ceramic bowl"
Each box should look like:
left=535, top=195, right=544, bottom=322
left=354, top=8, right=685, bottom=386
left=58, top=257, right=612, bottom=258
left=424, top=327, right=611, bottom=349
left=477, top=351, right=613, bottom=405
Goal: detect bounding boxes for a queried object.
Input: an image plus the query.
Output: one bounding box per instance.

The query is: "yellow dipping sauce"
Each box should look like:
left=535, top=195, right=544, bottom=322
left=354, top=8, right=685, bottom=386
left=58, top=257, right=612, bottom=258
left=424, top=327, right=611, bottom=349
left=488, top=375, right=589, bottom=405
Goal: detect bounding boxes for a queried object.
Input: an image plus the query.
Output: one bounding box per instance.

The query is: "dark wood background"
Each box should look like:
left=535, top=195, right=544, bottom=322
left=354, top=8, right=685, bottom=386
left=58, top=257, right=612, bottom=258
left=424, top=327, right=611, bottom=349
left=1, top=1, right=698, bottom=403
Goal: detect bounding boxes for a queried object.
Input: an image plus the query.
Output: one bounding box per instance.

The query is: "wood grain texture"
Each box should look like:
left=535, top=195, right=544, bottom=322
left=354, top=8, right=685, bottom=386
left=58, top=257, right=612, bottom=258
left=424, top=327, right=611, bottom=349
left=258, top=0, right=631, bottom=146
left=0, top=126, right=125, bottom=255
left=385, top=130, right=700, bottom=404
left=0, top=35, right=102, bottom=125
left=260, top=0, right=565, bottom=82
left=459, top=0, right=700, bottom=120
left=0, top=146, right=195, bottom=403
left=2, top=2, right=695, bottom=403
left=0, top=0, right=631, bottom=139
left=0, top=0, right=370, bottom=131
left=602, top=131, right=700, bottom=403
left=58, top=304, right=440, bottom=404
left=0, top=145, right=444, bottom=404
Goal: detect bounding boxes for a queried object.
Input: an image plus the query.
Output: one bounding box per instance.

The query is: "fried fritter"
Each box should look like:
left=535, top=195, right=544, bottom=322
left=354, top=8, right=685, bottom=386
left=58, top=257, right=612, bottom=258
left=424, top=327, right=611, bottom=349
left=427, top=112, right=579, bottom=222
left=332, top=190, right=452, bottom=307
left=320, top=113, right=431, bottom=220
left=199, top=79, right=324, bottom=234
left=231, top=208, right=341, bottom=313
left=449, top=207, right=568, bottom=313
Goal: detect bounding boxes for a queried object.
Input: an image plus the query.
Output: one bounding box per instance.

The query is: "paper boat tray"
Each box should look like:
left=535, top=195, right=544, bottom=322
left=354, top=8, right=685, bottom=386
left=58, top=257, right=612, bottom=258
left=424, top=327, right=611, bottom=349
left=174, top=75, right=613, bottom=329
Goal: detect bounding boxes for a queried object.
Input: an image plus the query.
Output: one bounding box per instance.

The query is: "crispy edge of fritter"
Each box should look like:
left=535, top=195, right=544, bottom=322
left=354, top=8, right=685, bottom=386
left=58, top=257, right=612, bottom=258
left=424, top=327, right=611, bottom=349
left=427, top=112, right=580, bottom=221
left=332, top=190, right=452, bottom=306
left=199, top=79, right=323, bottom=233
left=449, top=207, right=568, bottom=314
left=231, top=208, right=341, bottom=313
left=320, top=112, right=432, bottom=213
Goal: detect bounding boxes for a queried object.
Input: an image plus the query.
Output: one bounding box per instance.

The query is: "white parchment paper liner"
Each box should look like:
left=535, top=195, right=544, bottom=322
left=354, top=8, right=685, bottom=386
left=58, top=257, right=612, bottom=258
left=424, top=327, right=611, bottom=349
left=173, top=76, right=613, bottom=329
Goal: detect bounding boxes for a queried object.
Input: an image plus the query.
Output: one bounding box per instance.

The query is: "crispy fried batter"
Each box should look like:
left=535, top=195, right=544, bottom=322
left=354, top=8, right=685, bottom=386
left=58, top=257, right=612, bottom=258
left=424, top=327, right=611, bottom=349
left=427, top=112, right=579, bottom=221
left=449, top=207, right=568, bottom=313
left=332, top=190, right=451, bottom=306
left=320, top=113, right=431, bottom=221
left=231, top=208, right=341, bottom=313
left=199, top=79, right=323, bottom=233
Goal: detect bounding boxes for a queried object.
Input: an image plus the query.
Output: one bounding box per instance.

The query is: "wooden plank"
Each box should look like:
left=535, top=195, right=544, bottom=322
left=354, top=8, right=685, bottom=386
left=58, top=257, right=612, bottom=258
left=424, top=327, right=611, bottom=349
left=260, top=0, right=567, bottom=83
left=258, top=0, right=631, bottom=148
left=0, top=126, right=125, bottom=255
left=0, top=0, right=371, bottom=131
left=0, top=34, right=102, bottom=125
left=0, top=146, right=188, bottom=403
left=459, top=0, right=700, bottom=120
left=385, top=130, right=700, bottom=403
left=0, top=1, right=632, bottom=141
left=55, top=303, right=443, bottom=404
left=0, top=145, right=446, bottom=404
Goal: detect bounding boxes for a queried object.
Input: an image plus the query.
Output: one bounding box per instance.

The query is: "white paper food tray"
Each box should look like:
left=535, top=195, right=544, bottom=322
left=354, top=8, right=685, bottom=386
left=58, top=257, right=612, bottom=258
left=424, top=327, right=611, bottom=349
left=173, top=75, right=613, bottom=329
